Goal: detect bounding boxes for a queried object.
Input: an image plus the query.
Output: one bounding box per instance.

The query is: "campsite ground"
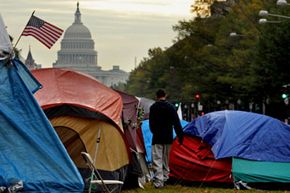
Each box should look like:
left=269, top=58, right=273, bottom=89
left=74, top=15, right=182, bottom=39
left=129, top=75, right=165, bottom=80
left=122, top=183, right=289, bottom=193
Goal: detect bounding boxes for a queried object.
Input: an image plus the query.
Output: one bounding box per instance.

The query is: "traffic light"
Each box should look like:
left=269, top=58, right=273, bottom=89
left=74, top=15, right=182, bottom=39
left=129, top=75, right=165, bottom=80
left=281, top=85, right=289, bottom=99
left=282, top=93, right=288, bottom=99
left=175, top=102, right=179, bottom=108
left=194, top=93, right=201, bottom=101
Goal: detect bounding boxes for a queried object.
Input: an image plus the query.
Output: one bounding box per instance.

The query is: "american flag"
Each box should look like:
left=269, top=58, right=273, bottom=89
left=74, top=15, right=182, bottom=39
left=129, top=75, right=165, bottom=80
left=21, top=15, right=63, bottom=49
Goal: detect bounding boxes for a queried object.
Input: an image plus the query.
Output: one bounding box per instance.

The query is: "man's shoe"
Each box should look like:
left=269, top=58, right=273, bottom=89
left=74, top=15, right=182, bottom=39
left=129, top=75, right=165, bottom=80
left=154, top=185, right=164, bottom=189
left=153, top=181, right=164, bottom=189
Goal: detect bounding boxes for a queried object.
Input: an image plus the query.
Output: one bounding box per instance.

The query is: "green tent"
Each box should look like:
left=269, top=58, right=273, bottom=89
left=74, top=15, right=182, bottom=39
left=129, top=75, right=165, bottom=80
left=232, top=157, right=290, bottom=188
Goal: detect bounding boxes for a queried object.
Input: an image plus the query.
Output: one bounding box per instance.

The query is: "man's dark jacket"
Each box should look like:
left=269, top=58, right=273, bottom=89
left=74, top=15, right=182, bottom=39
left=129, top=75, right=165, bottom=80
left=149, top=99, right=183, bottom=145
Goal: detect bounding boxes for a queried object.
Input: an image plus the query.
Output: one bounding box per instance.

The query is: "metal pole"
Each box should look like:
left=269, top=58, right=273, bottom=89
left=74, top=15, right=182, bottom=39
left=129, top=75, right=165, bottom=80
left=268, top=13, right=290, bottom=19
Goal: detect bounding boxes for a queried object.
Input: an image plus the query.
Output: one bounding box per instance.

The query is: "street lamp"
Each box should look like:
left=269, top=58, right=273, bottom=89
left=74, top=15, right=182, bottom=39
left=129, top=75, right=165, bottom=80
left=277, top=0, right=290, bottom=6
left=258, top=18, right=282, bottom=24
left=229, top=32, right=256, bottom=38
left=259, top=10, right=290, bottom=19
left=229, top=32, right=241, bottom=37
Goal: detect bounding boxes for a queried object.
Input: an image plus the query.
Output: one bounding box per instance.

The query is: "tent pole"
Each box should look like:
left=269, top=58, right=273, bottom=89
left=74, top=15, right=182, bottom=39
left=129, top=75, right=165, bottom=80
left=89, top=129, right=111, bottom=193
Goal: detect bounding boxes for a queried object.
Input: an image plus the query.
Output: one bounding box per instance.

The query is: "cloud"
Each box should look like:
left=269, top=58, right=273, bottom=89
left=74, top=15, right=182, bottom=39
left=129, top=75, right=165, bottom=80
left=81, top=0, right=191, bottom=17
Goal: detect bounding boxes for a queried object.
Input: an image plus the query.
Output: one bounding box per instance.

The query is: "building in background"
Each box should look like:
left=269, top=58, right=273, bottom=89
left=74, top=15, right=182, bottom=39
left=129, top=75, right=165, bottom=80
left=53, top=2, right=128, bottom=87
left=24, top=47, right=41, bottom=70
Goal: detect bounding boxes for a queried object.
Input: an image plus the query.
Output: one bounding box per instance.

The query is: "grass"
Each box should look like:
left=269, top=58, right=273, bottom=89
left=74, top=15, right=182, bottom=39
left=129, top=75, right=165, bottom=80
left=122, top=183, right=290, bottom=193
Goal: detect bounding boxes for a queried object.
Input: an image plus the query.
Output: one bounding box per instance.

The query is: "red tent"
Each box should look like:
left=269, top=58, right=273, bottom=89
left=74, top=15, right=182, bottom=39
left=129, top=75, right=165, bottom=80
left=115, top=90, right=150, bottom=188
left=169, top=135, right=232, bottom=183
left=115, top=89, right=139, bottom=150
left=32, top=68, right=123, bottom=128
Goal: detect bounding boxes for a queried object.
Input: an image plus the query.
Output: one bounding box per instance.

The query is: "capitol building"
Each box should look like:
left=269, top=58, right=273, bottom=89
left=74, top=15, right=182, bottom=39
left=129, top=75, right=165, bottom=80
left=52, top=3, right=128, bottom=87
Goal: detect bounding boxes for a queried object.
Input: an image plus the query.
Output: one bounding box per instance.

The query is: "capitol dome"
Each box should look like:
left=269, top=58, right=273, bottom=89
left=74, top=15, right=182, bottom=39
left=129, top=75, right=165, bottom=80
left=62, top=2, right=92, bottom=39
left=64, top=24, right=91, bottom=39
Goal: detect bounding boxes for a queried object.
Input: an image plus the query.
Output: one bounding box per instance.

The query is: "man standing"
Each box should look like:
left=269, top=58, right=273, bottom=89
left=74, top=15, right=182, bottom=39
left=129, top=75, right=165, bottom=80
left=149, top=89, right=184, bottom=188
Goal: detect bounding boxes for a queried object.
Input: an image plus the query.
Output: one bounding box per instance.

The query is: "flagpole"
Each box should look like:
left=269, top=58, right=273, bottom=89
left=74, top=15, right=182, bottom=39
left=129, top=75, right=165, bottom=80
left=14, top=10, right=35, bottom=48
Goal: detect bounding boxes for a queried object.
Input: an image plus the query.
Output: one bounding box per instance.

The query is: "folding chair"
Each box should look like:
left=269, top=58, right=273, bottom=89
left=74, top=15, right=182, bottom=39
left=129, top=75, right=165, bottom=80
left=81, top=130, right=123, bottom=193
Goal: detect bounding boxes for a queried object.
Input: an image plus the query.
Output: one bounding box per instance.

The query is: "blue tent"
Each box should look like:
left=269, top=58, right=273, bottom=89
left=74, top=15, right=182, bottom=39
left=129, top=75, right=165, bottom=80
left=0, top=59, right=84, bottom=192
left=183, top=110, right=290, bottom=162
left=181, top=110, right=290, bottom=187
left=141, top=119, right=188, bottom=162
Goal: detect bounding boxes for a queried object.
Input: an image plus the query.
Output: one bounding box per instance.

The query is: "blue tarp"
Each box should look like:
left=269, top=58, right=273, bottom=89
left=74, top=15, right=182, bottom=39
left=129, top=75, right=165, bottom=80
left=0, top=59, right=84, bottom=192
left=141, top=119, right=188, bottom=162
left=183, top=110, right=290, bottom=162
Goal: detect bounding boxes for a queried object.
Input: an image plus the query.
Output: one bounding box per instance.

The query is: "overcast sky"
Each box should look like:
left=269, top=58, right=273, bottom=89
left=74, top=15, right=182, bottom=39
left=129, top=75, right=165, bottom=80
left=1, top=0, right=193, bottom=72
